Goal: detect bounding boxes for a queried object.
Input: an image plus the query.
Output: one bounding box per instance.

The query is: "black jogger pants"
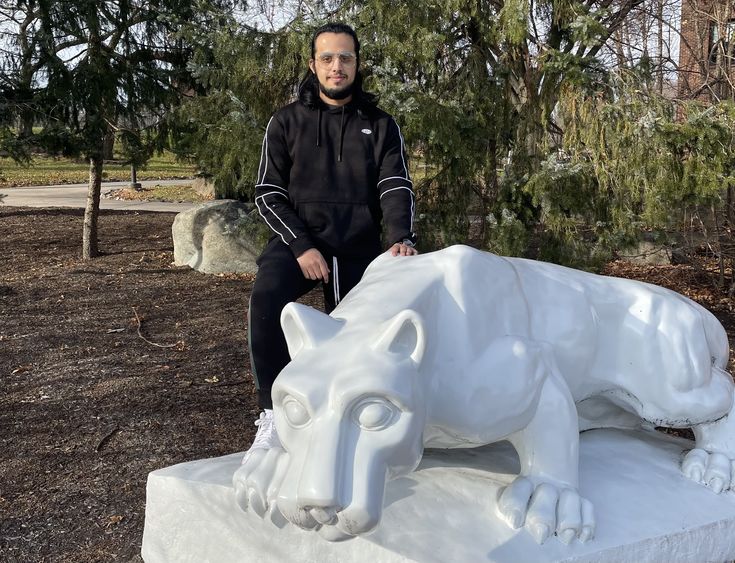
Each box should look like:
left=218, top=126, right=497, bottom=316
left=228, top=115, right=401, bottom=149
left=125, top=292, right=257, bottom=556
left=248, top=238, right=376, bottom=409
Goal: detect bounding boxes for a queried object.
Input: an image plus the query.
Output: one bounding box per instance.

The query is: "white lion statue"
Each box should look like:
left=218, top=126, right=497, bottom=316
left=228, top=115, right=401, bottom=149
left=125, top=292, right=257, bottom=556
left=233, top=245, right=735, bottom=545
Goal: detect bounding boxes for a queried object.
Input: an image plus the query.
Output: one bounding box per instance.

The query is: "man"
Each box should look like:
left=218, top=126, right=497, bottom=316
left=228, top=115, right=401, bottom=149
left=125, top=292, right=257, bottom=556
left=245, top=22, right=417, bottom=459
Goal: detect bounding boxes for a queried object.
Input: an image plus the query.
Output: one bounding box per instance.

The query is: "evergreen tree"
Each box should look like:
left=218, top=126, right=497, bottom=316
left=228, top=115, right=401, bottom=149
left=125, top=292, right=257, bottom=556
left=347, top=0, right=645, bottom=255
left=182, top=0, right=648, bottom=263
left=172, top=5, right=321, bottom=199
left=21, top=0, right=237, bottom=258
left=536, top=76, right=735, bottom=273
left=0, top=0, right=44, bottom=138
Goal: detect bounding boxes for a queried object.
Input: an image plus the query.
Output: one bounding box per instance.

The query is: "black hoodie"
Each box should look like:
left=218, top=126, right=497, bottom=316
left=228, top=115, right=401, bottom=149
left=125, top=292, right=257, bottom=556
left=254, top=99, right=416, bottom=259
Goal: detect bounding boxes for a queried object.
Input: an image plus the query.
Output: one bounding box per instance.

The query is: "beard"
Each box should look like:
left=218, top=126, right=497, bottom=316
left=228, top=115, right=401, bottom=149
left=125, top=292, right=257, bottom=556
left=318, top=78, right=354, bottom=101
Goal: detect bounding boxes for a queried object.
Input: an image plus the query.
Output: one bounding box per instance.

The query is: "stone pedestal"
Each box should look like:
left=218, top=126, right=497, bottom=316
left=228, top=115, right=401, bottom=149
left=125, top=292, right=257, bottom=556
left=142, top=429, right=735, bottom=562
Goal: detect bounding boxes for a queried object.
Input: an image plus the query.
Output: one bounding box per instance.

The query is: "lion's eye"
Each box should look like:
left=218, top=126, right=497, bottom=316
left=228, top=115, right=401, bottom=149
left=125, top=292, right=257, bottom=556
left=352, top=399, right=396, bottom=431
left=283, top=396, right=310, bottom=428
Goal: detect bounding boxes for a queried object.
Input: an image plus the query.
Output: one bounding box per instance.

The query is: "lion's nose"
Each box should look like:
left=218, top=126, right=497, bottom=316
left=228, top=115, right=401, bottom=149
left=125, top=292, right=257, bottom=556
left=297, top=418, right=343, bottom=509
left=309, top=506, right=338, bottom=525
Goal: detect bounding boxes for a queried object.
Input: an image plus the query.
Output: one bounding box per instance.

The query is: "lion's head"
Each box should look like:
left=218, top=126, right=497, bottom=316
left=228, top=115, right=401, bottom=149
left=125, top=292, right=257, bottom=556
left=271, top=303, right=427, bottom=541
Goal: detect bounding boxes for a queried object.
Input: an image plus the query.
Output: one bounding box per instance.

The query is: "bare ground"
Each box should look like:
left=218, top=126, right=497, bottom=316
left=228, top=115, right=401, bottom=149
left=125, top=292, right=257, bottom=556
left=1, top=207, right=734, bottom=562
left=0, top=207, right=322, bottom=562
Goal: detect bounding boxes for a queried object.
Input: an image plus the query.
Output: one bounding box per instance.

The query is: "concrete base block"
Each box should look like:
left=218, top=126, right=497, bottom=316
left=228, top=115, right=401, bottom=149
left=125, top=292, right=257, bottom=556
left=142, top=429, right=735, bottom=562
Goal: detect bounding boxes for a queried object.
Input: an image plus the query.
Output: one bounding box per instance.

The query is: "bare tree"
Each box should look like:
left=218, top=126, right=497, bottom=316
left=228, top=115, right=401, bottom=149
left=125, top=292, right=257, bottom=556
left=597, top=0, right=682, bottom=96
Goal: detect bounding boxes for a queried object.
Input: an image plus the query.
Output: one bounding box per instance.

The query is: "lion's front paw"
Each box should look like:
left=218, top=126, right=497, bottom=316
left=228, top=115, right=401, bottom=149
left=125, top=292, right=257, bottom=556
left=496, top=477, right=595, bottom=544
left=682, top=448, right=734, bottom=494
left=232, top=447, right=289, bottom=524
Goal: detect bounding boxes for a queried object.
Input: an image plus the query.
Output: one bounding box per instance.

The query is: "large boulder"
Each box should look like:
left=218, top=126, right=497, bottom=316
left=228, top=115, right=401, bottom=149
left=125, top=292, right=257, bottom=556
left=617, top=240, right=671, bottom=265
left=172, top=200, right=267, bottom=274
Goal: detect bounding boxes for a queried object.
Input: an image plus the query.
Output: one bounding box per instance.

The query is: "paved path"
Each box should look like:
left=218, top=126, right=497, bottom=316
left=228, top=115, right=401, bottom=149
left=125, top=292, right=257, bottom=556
left=0, top=179, right=196, bottom=212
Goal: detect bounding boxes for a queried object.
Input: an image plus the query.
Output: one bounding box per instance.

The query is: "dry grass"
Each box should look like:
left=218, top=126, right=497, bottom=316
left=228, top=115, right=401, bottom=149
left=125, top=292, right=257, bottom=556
left=0, top=152, right=194, bottom=187
left=106, top=184, right=213, bottom=204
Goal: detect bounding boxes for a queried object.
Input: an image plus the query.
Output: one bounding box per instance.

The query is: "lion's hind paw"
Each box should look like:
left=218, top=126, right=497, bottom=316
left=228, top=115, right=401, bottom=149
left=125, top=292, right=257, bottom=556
left=682, top=448, right=734, bottom=494
left=496, top=476, right=595, bottom=544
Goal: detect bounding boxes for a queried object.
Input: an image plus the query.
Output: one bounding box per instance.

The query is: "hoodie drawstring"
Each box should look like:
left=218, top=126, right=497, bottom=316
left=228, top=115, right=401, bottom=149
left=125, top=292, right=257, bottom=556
left=338, top=105, right=345, bottom=162
left=316, top=107, right=321, bottom=147
left=316, top=104, right=347, bottom=162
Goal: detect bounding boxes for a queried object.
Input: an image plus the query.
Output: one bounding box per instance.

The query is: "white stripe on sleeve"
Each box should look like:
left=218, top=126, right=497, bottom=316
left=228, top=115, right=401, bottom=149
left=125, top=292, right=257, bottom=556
left=257, top=117, right=274, bottom=184
left=255, top=191, right=296, bottom=242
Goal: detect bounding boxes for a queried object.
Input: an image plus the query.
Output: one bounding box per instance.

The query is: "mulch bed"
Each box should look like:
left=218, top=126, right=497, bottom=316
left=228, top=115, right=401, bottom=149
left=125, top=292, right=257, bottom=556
left=0, top=207, right=322, bottom=562
left=1, top=206, right=734, bottom=562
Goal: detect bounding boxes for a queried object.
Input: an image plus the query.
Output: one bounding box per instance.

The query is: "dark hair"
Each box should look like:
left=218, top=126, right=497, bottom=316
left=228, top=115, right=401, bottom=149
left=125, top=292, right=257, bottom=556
left=309, top=22, right=361, bottom=60
left=298, top=22, right=378, bottom=110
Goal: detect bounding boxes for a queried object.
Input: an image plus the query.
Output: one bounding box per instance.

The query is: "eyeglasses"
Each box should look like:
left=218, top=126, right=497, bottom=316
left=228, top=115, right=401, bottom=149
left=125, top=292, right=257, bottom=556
left=315, top=51, right=357, bottom=67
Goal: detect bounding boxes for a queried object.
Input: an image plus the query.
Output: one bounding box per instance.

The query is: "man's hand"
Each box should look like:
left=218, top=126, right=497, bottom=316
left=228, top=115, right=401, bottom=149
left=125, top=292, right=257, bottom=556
left=297, top=248, right=330, bottom=282
left=389, top=242, right=418, bottom=257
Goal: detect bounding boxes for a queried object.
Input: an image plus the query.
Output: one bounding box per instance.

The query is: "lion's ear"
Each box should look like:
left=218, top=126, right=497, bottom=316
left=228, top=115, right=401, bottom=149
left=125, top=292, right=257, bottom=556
left=280, top=302, right=344, bottom=359
left=372, top=309, right=425, bottom=366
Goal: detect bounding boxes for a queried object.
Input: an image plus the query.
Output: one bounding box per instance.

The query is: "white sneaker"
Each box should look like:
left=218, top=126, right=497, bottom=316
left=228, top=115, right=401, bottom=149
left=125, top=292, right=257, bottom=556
left=242, top=409, right=281, bottom=464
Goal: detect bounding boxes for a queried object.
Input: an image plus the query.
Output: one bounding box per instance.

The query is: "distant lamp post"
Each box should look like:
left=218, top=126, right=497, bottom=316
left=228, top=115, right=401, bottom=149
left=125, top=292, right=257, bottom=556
left=130, top=163, right=142, bottom=191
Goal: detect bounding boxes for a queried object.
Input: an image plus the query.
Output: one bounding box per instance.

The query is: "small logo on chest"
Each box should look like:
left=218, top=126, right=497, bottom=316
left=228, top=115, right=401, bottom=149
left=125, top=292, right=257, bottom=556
left=361, top=129, right=372, bottom=135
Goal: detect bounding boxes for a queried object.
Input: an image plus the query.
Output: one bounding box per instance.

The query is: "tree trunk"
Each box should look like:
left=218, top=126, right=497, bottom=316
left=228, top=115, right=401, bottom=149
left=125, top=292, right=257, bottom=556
left=656, top=0, right=664, bottom=94
left=82, top=154, right=103, bottom=259
left=18, top=111, right=34, bottom=137
left=103, top=130, right=115, bottom=160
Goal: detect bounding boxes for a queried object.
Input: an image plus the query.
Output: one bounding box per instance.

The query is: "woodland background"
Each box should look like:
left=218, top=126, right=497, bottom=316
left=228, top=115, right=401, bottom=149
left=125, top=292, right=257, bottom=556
left=2, top=0, right=735, bottom=278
